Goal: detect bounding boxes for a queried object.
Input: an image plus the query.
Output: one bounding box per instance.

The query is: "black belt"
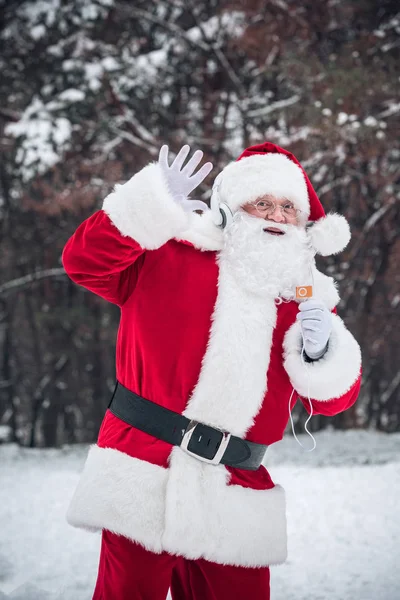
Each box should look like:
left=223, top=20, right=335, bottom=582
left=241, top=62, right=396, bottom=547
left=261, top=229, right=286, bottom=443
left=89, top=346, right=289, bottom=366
left=108, top=381, right=268, bottom=471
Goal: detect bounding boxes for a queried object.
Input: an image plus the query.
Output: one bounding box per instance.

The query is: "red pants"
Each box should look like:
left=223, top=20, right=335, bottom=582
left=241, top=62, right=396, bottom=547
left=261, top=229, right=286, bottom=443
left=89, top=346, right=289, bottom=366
left=93, top=530, right=270, bottom=600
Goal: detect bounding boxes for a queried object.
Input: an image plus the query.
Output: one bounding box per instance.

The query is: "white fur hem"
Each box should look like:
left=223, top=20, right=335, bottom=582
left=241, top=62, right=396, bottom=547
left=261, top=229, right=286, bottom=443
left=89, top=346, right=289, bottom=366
left=283, top=314, right=362, bottom=401
left=102, top=162, right=189, bottom=250
left=163, top=447, right=287, bottom=567
left=67, top=445, right=287, bottom=567
left=66, top=445, right=168, bottom=553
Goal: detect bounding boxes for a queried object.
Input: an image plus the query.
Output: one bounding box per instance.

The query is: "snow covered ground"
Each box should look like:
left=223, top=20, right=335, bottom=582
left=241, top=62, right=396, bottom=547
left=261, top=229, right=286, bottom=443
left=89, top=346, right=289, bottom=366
left=1, top=429, right=400, bottom=600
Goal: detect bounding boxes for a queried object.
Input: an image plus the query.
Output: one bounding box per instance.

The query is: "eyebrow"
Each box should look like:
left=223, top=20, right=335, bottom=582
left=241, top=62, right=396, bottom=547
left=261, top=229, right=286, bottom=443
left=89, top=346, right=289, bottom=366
left=258, top=195, right=293, bottom=204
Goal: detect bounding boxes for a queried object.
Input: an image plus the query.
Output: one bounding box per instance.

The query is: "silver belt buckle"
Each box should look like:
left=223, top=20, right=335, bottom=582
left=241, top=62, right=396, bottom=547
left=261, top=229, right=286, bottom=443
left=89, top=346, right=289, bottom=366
left=180, top=420, right=231, bottom=465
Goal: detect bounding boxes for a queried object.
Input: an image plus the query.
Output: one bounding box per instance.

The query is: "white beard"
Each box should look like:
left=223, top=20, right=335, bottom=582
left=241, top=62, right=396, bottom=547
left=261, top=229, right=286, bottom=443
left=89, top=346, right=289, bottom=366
left=220, top=212, right=315, bottom=300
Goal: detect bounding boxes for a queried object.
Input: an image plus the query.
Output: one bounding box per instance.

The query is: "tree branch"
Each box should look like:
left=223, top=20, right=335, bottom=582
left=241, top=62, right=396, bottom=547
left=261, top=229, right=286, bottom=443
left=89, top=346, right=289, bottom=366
left=347, top=199, right=397, bottom=263
left=247, top=94, right=301, bottom=118
left=130, top=7, right=209, bottom=52
left=381, top=370, right=400, bottom=405
left=186, top=3, right=247, bottom=98
left=0, top=268, right=66, bottom=296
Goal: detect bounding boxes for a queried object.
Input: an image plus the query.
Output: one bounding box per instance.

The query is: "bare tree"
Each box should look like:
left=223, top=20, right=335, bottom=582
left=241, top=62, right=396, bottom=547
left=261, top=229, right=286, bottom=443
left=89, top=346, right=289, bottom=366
left=0, top=0, right=399, bottom=444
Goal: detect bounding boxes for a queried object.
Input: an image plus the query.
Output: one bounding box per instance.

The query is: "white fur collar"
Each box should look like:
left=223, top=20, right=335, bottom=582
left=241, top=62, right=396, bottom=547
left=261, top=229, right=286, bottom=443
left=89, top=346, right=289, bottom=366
left=177, top=210, right=223, bottom=251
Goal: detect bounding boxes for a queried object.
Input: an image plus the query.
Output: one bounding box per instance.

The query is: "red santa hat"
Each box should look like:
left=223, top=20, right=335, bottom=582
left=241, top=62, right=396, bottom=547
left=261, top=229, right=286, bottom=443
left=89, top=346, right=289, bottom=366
left=211, top=142, right=351, bottom=256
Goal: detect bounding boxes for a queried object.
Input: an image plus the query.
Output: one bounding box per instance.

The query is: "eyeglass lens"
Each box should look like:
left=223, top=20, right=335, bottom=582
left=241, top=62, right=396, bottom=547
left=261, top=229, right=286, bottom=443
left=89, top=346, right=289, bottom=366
left=255, top=201, right=297, bottom=217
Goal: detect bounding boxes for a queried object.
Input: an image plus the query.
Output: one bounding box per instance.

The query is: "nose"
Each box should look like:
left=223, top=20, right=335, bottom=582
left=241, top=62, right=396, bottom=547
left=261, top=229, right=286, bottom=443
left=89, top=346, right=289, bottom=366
left=266, top=205, right=285, bottom=222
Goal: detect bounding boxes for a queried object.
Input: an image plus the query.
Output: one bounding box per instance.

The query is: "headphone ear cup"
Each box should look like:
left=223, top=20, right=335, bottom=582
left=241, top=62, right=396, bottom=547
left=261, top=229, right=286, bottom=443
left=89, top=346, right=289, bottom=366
left=211, top=173, right=233, bottom=229
left=218, top=203, right=234, bottom=229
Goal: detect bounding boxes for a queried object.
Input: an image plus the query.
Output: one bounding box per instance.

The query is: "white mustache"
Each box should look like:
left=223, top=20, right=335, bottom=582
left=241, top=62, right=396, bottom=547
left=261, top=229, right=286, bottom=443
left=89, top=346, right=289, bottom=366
left=261, top=220, right=289, bottom=233
left=232, top=212, right=291, bottom=234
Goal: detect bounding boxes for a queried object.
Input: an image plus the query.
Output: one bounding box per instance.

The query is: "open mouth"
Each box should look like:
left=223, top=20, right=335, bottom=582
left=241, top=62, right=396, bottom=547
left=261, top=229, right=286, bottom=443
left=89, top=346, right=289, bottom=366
left=264, top=227, right=285, bottom=236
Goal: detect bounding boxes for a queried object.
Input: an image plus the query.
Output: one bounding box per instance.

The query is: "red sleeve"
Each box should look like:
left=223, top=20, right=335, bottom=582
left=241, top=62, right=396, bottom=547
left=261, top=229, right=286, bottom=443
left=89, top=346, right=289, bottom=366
left=62, top=209, right=145, bottom=307
left=298, top=371, right=362, bottom=417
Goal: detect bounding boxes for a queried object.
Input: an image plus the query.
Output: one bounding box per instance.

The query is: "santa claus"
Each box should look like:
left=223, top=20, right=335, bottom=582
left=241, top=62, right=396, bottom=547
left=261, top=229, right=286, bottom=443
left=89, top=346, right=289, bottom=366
left=62, top=141, right=362, bottom=600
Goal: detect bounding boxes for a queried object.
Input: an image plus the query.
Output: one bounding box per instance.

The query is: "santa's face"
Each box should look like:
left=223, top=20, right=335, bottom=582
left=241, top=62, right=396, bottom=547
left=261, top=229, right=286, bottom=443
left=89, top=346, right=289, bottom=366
left=241, top=194, right=303, bottom=229
left=220, top=197, right=314, bottom=300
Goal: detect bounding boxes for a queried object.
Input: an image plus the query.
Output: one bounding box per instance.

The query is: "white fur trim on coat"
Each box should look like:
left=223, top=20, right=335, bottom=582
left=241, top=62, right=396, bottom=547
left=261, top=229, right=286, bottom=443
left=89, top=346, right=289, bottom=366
left=283, top=313, right=362, bottom=401
left=212, top=153, right=310, bottom=216
left=102, top=162, right=189, bottom=250
left=163, top=447, right=287, bottom=567
left=67, top=445, right=168, bottom=553
left=178, top=210, right=224, bottom=251
left=67, top=445, right=287, bottom=567
left=183, top=251, right=278, bottom=436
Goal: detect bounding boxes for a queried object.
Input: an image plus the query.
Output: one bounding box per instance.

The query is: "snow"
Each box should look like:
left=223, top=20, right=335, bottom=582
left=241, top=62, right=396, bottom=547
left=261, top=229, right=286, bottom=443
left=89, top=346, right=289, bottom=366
left=312, top=164, right=328, bottom=183
left=5, top=98, right=72, bottom=182
left=0, top=430, right=399, bottom=599
left=186, top=12, right=246, bottom=44
left=135, top=49, right=167, bottom=81
left=58, top=89, right=85, bottom=103
left=0, top=426, right=12, bottom=443
left=61, top=59, right=77, bottom=72
left=101, top=57, right=119, bottom=72
left=379, top=102, right=400, bottom=119
left=30, top=24, right=46, bottom=40
left=19, top=0, right=114, bottom=30
left=263, top=125, right=314, bottom=149
left=19, top=0, right=61, bottom=29
left=391, top=295, right=400, bottom=308
left=364, top=116, right=378, bottom=127
left=84, top=63, right=103, bottom=91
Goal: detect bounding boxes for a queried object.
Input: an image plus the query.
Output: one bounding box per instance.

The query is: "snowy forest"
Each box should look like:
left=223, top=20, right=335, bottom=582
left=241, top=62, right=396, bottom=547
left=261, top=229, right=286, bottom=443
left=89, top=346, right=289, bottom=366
left=0, top=0, right=399, bottom=447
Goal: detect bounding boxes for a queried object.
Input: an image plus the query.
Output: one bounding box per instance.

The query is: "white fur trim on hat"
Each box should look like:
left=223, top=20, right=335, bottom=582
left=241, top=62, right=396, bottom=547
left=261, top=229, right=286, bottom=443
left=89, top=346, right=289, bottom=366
left=307, top=213, right=351, bottom=256
left=212, top=153, right=310, bottom=217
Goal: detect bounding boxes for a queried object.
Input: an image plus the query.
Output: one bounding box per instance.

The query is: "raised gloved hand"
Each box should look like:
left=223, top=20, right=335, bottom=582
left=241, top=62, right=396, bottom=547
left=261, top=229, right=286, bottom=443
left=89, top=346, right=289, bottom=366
left=296, top=298, right=332, bottom=360
left=158, top=144, right=213, bottom=213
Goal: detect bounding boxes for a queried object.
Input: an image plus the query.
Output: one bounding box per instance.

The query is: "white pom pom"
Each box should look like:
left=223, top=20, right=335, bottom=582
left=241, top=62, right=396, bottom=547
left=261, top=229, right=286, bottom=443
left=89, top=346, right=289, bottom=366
left=307, top=213, right=351, bottom=256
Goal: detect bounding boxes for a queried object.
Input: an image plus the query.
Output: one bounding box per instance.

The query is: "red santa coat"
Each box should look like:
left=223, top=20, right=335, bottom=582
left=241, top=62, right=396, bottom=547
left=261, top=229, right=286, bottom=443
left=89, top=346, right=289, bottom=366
left=63, top=161, right=362, bottom=567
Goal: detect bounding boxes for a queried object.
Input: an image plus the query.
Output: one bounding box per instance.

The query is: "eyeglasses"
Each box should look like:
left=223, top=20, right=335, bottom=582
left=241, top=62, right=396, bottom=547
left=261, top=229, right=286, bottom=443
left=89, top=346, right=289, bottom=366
left=247, top=199, right=301, bottom=219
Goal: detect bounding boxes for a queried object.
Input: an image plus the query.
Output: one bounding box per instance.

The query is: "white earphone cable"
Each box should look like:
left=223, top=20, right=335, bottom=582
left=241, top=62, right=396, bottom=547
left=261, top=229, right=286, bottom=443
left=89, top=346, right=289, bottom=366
left=288, top=258, right=317, bottom=452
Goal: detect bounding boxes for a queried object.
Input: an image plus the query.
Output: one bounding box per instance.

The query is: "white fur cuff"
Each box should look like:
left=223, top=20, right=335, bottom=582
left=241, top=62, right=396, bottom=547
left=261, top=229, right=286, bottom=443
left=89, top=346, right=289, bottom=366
left=283, top=314, right=361, bottom=401
left=102, top=162, right=189, bottom=250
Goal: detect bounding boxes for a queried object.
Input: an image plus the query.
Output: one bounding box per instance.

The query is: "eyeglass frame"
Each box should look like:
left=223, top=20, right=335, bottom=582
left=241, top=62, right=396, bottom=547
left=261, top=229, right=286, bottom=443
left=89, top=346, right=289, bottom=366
left=245, top=198, right=303, bottom=220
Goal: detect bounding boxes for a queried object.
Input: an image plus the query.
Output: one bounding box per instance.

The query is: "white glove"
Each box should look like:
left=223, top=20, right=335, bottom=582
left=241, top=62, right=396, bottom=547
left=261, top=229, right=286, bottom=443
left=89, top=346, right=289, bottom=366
left=296, top=298, right=332, bottom=360
left=158, top=144, right=213, bottom=213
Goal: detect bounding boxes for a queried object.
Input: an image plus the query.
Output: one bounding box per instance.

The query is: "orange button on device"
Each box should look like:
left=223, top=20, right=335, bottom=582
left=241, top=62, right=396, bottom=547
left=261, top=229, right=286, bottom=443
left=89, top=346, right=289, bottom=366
left=295, top=286, right=313, bottom=299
